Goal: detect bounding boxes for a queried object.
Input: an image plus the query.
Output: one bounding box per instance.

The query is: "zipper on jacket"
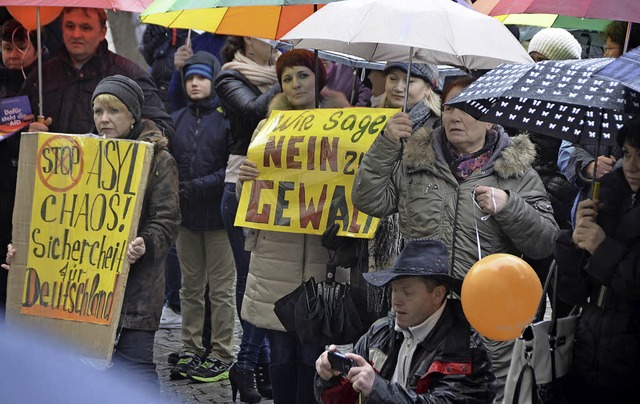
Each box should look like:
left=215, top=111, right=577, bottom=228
left=449, top=187, right=461, bottom=273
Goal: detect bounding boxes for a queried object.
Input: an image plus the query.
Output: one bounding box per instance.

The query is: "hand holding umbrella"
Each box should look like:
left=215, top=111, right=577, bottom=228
left=383, top=112, right=413, bottom=143
left=572, top=199, right=606, bottom=254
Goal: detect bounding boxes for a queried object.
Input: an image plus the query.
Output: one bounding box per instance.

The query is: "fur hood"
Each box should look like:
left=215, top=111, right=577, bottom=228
left=137, top=119, right=169, bottom=153
left=404, top=124, right=537, bottom=179
left=267, top=89, right=348, bottom=113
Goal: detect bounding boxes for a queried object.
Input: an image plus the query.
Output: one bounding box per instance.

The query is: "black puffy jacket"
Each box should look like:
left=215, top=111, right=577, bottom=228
left=214, top=69, right=280, bottom=156
left=555, top=168, right=640, bottom=398
left=170, top=52, right=230, bottom=231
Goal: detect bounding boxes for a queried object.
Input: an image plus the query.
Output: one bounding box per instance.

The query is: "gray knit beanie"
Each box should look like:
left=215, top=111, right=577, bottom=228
left=384, top=61, right=441, bottom=91
left=92, top=75, right=144, bottom=121
left=528, top=28, right=582, bottom=60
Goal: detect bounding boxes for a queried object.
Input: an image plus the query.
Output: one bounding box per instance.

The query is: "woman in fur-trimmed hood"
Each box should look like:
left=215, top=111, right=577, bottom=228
left=353, top=75, right=558, bottom=402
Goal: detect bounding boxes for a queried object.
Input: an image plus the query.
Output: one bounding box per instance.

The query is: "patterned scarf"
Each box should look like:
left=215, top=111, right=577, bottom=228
left=407, top=101, right=432, bottom=131
left=383, top=98, right=434, bottom=131
left=444, top=129, right=498, bottom=182
left=222, top=50, right=279, bottom=93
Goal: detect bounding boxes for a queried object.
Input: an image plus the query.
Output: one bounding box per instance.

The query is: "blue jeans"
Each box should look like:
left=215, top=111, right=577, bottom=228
left=112, top=328, right=159, bottom=395
left=266, top=329, right=324, bottom=404
left=164, top=245, right=181, bottom=312
left=222, top=183, right=270, bottom=369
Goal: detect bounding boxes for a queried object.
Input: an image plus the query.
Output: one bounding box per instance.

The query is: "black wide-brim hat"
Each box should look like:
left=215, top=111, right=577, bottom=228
left=363, top=239, right=462, bottom=293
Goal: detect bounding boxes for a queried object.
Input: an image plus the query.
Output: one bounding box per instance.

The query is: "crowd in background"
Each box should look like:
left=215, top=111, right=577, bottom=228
left=0, top=5, right=639, bottom=404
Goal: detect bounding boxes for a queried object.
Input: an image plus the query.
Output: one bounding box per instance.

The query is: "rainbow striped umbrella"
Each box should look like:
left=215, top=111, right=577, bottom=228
left=140, top=0, right=339, bottom=40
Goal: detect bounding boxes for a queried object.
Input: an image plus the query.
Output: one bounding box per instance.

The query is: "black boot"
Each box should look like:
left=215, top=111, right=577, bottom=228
left=230, top=364, right=262, bottom=403
left=255, top=363, right=273, bottom=399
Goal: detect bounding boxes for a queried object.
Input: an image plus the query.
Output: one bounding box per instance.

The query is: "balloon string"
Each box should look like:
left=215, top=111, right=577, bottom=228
left=491, top=187, right=497, bottom=214
left=474, top=220, right=482, bottom=261
left=471, top=190, right=483, bottom=261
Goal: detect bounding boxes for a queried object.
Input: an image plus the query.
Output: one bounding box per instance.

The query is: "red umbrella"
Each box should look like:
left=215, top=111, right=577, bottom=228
left=476, top=0, right=640, bottom=23
left=2, top=1, right=152, bottom=13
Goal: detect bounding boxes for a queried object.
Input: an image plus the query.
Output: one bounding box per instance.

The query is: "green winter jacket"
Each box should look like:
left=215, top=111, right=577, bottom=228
left=353, top=124, right=558, bottom=281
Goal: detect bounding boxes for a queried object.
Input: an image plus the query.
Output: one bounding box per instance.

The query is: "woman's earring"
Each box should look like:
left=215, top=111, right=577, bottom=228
left=130, top=122, right=134, bottom=130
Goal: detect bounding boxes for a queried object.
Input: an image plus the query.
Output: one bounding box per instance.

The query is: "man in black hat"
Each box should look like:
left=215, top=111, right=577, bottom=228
left=314, top=239, right=497, bottom=403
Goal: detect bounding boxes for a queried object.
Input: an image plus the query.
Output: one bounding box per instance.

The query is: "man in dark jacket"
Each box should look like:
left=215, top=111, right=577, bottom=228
left=168, top=51, right=236, bottom=384
left=0, top=19, right=45, bottom=320
left=315, top=239, right=497, bottom=403
left=22, top=7, right=173, bottom=137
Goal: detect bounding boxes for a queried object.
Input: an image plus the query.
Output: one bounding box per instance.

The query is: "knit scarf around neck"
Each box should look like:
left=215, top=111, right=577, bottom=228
left=444, top=128, right=498, bottom=182
left=222, top=50, right=278, bottom=93
left=384, top=98, right=433, bottom=131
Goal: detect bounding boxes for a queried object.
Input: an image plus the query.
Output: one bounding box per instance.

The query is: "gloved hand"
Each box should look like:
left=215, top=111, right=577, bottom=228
left=179, top=181, right=195, bottom=201
left=322, top=223, right=343, bottom=251
left=322, top=223, right=361, bottom=268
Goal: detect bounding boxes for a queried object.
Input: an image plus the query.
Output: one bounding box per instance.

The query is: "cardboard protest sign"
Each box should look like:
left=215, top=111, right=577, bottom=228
left=6, top=132, right=154, bottom=366
left=235, top=108, right=397, bottom=239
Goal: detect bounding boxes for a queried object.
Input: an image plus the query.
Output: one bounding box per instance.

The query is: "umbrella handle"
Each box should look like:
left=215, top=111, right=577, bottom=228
left=591, top=179, right=600, bottom=200
left=326, top=261, right=337, bottom=283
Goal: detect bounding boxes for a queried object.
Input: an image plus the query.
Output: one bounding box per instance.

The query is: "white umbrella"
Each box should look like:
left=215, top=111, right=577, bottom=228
left=282, top=0, right=533, bottom=71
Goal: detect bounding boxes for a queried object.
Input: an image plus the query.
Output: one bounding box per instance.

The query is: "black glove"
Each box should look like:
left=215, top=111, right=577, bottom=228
left=322, top=223, right=360, bottom=268
left=179, top=181, right=194, bottom=201
left=321, top=223, right=342, bottom=251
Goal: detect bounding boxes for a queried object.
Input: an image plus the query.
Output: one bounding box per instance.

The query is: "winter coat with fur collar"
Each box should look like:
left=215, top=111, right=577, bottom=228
left=354, top=124, right=558, bottom=281
left=353, top=124, right=558, bottom=397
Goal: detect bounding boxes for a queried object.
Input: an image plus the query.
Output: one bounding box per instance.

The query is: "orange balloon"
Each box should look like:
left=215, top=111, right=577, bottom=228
left=461, top=253, right=542, bottom=341
left=7, top=6, right=63, bottom=32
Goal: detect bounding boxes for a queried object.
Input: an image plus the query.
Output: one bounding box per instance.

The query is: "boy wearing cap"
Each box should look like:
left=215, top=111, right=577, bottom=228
left=168, top=51, right=236, bottom=383
left=314, top=239, right=496, bottom=403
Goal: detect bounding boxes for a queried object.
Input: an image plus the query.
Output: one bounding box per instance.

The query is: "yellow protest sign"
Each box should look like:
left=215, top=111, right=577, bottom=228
left=235, top=107, right=397, bottom=239
left=17, top=133, right=151, bottom=325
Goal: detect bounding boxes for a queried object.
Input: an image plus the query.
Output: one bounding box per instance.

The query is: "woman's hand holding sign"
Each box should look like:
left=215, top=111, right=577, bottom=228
left=126, top=237, right=146, bottom=264
left=2, top=243, right=15, bottom=270
left=239, top=159, right=259, bottom=182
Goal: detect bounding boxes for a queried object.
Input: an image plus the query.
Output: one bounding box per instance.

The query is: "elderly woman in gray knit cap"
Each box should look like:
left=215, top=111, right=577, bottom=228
left=92, top=75, right=181, bottom=392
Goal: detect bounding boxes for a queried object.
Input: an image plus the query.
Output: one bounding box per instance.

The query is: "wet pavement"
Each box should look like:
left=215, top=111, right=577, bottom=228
left=154, top=317, right=274, bottom=404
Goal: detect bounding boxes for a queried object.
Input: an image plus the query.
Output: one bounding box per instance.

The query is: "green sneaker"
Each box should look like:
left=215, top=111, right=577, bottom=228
left=188, top=357, right=232, bottom=383
left=170, top=351, right=201, bottom=380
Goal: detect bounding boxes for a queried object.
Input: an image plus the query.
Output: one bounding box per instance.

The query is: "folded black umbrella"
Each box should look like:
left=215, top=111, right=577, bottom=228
left=274, top=262, right=364, bottom=346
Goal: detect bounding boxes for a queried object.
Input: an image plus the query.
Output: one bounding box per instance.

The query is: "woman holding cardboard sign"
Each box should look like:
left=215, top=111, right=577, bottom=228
left=4, top=75, right=181, bottom=393
left=237, top=49, right=351, bottom=404
left=90, top=75, right=180, bottom=392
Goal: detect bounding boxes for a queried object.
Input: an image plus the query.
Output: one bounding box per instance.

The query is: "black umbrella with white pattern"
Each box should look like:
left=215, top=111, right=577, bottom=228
left=446, top=58, right=640, bottom=146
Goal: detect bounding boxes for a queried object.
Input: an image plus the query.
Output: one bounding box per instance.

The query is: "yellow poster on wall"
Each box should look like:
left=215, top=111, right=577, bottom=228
left=235, top=107, right=398, bottom=239
left=19, top=133, right=150, bottom=325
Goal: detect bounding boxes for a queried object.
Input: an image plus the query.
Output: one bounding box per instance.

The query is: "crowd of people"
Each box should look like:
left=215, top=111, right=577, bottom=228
left=0, top=6, right=639, bottom=404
